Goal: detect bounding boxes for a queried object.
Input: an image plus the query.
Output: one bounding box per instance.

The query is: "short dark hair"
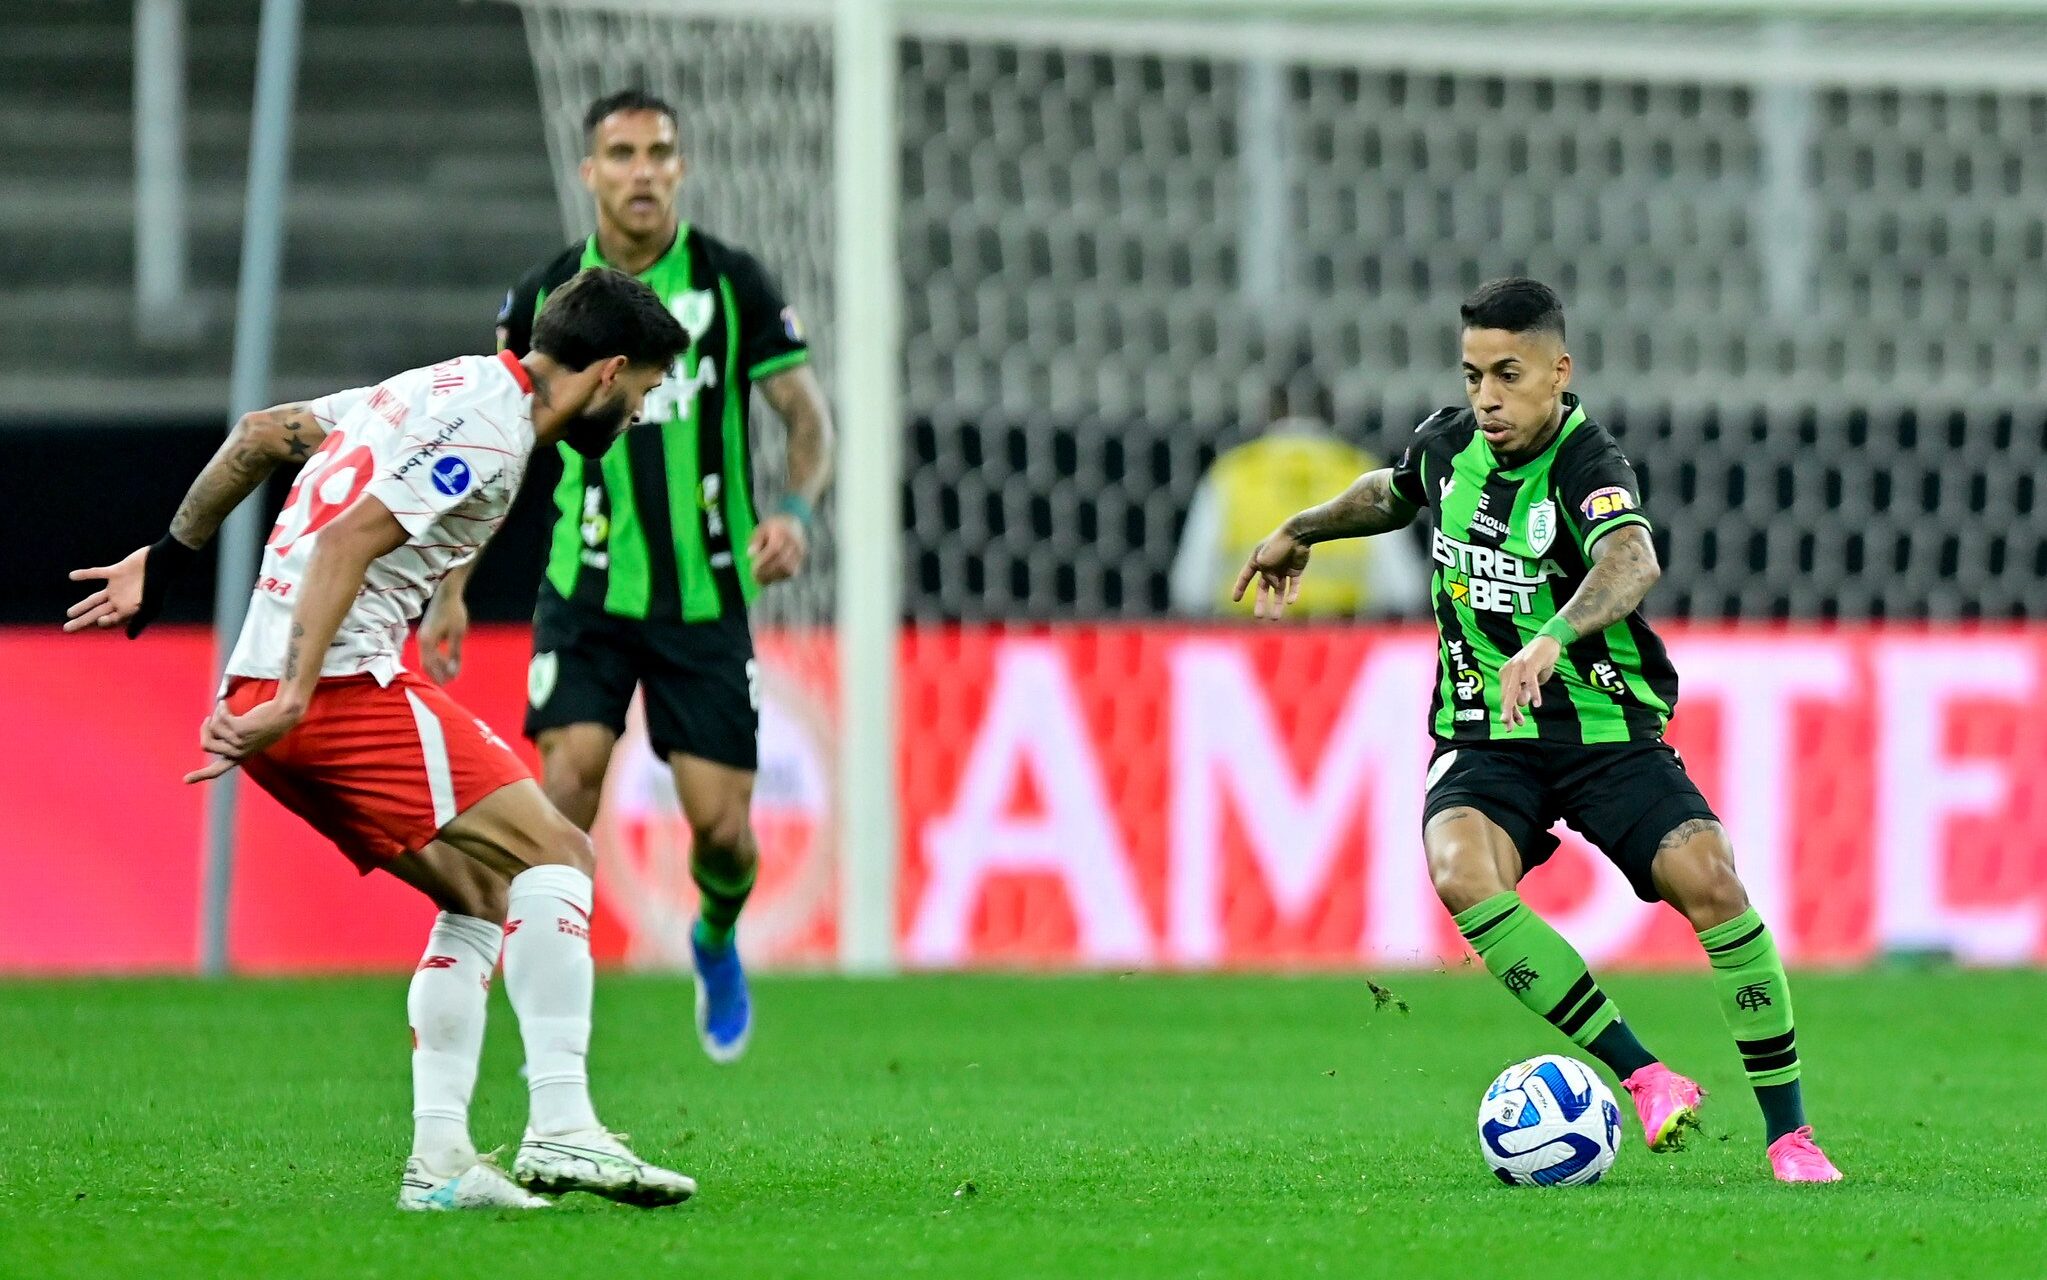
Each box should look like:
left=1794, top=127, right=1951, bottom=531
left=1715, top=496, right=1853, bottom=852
left=1459, top=278, right=1566, bottom=342
left=583, top=89, right=679, bottom=151
left=531, top=267, right=687, bottom=371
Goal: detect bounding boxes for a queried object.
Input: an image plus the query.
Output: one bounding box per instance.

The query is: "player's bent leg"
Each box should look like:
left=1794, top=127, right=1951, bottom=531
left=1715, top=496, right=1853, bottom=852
left=673, top=753, right=758, bottom=1063
left=384, top=839, right=511, bottom=924
left=1650, top=821, right=1841, bottom=1180
left=375, top=840, right=541, bottom=1207
left=535, top=723, right=620, bottom=833
left=434, top=780, right=695, bottom=1206
left=1428, top=808, right=1697, bottom=1149
left=435, top=778, right=595, bottom=876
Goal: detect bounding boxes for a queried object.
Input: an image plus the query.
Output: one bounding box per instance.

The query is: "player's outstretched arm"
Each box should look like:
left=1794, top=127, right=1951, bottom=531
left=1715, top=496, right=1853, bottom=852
left=186, top=495, right=407, bottom=782
left=1497, top=525, right=1661, bottom=728
left=749, top=365, right=835, bottom=585
left=1232, top=468, right=1417, bottom=620
left=64, top=403, right=328, bottom=637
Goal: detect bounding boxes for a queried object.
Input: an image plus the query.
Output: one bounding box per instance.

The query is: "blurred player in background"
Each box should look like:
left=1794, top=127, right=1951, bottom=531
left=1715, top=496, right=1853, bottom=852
left=1171, top=376, right=1427, bottom=619
left=66, top=269, right=701, bottom=1210
left=1235, top=279, right=1841, bottom=1183
left=426, top=89, right=835, bottom=1064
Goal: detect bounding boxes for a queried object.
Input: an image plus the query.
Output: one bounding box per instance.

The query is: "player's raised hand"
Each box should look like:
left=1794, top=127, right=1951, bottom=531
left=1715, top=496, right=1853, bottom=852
left=749, top=513, right=809, bottom=585
left=419, top=590, right=469, bottom=684
left=66, top=534, right=202, bottom=637
left=1498, top=635, right=1563, bottom=730
left=1233, top=529, right=1311, bottom=620
left=63, top=546, right=149, bottom=633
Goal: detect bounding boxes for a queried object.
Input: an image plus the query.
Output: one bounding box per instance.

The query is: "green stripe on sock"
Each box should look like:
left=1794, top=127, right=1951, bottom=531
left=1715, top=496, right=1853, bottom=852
left=1452, top=892, right=1626, bottom=1058
left=1700, top=908, right=1802, bottom=1088
left=692, top=861, right=757, bottom=952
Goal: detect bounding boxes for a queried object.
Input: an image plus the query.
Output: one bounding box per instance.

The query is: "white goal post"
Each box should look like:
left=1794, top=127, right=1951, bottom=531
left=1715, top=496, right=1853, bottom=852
left=497, top=0, right=2047, bottom=975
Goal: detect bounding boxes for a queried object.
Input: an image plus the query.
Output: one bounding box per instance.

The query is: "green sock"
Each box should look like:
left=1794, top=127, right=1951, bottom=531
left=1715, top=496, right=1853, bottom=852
left=1454, top=892, right=1654, bottom=1076
left=1698, top=907, right=1806, bottom=1141
left=691, top=859, right=756, bottom=952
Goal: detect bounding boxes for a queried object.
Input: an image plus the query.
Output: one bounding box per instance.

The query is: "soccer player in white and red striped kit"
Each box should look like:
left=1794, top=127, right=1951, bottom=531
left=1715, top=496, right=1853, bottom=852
left=66, top=268, right=697, bottom=1211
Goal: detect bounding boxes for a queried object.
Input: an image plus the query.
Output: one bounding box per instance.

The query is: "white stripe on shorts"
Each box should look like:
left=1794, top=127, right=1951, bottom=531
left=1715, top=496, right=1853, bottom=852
left=404, top=688, right=459, bottom=831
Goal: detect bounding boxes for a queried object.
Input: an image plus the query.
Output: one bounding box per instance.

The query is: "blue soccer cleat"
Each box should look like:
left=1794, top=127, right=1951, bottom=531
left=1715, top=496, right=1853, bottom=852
left=690, top=931, right=752, bottom=1064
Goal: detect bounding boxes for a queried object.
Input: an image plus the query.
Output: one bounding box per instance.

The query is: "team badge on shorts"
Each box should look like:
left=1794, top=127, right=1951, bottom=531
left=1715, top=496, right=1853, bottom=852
left=1526, top=500, right=1557, bottom=555
left=528, top=651, right=559, bottom=708
left=1427, top=750, right=1459, bottom=790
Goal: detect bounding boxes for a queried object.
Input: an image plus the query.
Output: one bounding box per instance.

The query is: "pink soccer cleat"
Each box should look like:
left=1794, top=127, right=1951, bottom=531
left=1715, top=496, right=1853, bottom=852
left=1620, top=1063, right=1705, bottom=1152
left=1767, top=1126, right=1843, bottom=1183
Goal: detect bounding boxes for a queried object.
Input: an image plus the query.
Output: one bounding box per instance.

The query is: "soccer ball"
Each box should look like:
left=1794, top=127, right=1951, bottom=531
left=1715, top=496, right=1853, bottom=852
left=1477, top=1054, right=1623, bottom=1187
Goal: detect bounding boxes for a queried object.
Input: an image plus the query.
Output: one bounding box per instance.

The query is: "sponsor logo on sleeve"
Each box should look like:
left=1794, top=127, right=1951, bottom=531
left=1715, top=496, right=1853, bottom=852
left=781, top=306, right=805, bottom=343
left=429, top=456, right=472, bottom=497
left=1580, top=486, right=1635, bottom=520
left=495, top=289, right=515, bottom=324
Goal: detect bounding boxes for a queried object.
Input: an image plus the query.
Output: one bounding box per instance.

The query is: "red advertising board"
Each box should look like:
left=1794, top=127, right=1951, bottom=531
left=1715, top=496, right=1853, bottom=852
left=3, top=623, right=2042, bottom=973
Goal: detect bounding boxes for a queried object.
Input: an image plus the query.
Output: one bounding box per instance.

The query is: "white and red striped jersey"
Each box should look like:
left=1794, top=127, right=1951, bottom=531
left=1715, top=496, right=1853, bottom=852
left=225, top=350, right=537, bottom=685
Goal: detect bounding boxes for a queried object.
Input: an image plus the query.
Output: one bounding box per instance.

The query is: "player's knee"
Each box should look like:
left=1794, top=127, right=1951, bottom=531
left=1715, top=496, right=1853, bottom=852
left=541, top=754, right=605, bottom=804
left=555, top=824, right=597, bottom=876
left=690, top=808, right=755, bottom=866
left=1429, top=844, right=1509, bottom=915
left=1670, top=871, right=1749, bottom=932
left=538, top=735, right=611, bottom=820
left=517, top=817, right=596, bottom=876
left=1652, top=826, right=1749, bottom=931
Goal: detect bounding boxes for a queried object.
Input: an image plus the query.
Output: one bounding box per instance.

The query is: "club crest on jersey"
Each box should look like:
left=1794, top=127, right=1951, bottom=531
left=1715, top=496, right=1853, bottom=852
left=1526, top=499, right=1558, bottom=555
left=673, top=290, right=716, bottom=343
left=430, top=456, right=472, bottom=497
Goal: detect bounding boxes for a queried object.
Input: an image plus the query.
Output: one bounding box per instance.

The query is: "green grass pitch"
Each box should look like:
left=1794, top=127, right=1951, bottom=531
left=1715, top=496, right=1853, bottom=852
left=4, top=970, right=2041, bottom=1278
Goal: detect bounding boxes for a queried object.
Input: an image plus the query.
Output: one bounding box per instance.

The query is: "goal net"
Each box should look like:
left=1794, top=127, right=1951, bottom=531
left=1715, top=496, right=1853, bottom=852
left=503, top=0, right=2047, bottom=969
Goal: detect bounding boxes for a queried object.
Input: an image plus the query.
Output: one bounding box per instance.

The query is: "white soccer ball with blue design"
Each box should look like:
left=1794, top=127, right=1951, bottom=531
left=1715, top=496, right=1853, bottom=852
left=1478, top=1054, right=1623, bottom=1186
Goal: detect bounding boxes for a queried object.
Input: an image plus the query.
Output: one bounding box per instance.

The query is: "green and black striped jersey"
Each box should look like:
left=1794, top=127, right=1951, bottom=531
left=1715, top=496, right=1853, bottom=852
left=497, top=226, right=810, bottom=623
left=1388, top=393, right=1680, bottom=744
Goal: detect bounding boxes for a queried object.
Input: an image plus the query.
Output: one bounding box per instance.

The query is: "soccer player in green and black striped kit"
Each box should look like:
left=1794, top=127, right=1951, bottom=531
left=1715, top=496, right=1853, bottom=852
left=425, top=90, right=835, bottom=1064
left=1236, top=279, right=1841, bottom=1182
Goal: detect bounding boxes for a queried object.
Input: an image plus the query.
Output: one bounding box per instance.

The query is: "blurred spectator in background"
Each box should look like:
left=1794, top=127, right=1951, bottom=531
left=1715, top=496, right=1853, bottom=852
left=1172, top=379, right=1429, bottom=619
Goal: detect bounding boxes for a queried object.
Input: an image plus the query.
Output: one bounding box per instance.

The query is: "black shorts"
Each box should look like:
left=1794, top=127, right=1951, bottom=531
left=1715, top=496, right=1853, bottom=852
left=522, top=586, right=759, bottom=771
left=1422, top=739, right=1719, bottom=903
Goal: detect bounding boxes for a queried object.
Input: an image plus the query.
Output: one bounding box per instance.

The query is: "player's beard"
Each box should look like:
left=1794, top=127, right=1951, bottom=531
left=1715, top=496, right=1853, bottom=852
left=561, top=393, right=634, bottom=459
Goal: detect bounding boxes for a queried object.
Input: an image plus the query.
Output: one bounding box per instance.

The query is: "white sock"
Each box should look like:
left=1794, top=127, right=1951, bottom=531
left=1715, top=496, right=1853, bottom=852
left=503, top=865, right=602, bottom=1137
left=407, top=912, right=502, bottom=1175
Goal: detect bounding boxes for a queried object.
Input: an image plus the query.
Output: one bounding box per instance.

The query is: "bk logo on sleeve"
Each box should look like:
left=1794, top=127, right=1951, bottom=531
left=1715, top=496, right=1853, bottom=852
left=1580, top=486, right=1635, bottom=520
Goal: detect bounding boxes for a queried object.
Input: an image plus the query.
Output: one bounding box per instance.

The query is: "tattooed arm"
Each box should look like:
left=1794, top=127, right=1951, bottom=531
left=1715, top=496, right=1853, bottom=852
left=1555, top=525, right=1661, bottom=639
left=1282, top=468, right=1418, bottom=545
left=1497, top=525, right=1661, bottom=729
left=169, top=403, right=327, bottom=548
left=65, top=403, right=329, bottom=635
left=1232, top=469, right=1417, bottom=619
left=749, top=364, right=836, bottom=585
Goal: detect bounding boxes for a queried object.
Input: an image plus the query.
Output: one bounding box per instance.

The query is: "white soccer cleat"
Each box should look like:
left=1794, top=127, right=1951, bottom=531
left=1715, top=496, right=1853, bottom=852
left=398, top=1155, right=552, bottom=1211
left=513, top=1129, right=696, bottom=1207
